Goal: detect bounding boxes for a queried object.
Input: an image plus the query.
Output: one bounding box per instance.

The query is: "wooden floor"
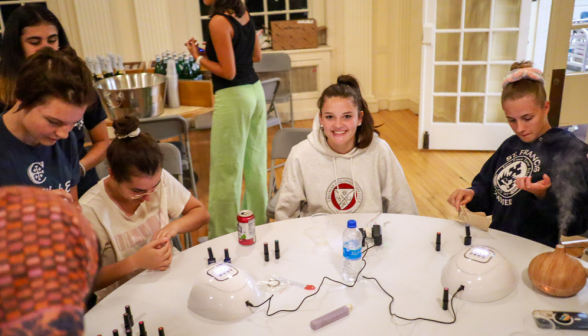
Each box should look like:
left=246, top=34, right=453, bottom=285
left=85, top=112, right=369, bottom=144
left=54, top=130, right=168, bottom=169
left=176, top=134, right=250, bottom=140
left=188, top=110, right=493, bottom=243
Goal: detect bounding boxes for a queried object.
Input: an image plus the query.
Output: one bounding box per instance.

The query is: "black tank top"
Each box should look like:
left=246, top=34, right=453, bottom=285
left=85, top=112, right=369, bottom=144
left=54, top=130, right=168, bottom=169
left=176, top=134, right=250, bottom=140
left=205, top=13, right=259, bottom=93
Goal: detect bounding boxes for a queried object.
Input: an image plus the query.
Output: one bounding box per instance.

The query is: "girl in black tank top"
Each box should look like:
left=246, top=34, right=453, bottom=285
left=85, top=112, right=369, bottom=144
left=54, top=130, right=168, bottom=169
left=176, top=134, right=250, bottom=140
left=205, top=14, right=259, bottom=93
left=185, top=0, right=267, bottom=239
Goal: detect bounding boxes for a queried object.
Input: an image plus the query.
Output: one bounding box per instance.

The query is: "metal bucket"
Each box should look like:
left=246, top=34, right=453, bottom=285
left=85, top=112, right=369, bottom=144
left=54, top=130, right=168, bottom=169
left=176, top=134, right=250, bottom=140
left=94, top=73, right=167, bottom=120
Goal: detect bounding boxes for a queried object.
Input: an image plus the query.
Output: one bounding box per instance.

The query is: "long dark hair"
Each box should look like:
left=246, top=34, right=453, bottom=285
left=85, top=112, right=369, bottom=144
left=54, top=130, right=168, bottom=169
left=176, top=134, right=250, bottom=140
left=318, top=75, right=379, bottom=149
left=209, top=0, right=247, bottom=18
left=0, top=4, right=70, bottom=106
left=108, top=117, right=163, bottom=183
left=16, top=46, right=95, bottom=111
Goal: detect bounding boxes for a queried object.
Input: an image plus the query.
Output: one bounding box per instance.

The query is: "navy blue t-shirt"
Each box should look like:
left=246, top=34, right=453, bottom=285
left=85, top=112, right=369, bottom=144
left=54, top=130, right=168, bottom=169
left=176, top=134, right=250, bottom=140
left=0, top=114, right=80, bottom=191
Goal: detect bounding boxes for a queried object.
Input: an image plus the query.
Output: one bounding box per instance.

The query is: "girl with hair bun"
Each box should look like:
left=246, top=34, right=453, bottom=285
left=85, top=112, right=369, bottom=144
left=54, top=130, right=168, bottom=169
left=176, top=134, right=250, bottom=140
left=80, top=116, right=209, bottom=300
left=275, top=75, right=418, bottom=220
left=448, top=61, right=588, bottom=247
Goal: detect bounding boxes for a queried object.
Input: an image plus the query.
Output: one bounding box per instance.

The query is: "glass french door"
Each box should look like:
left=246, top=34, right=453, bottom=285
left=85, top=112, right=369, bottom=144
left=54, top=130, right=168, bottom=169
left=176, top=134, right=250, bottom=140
left=419, top=0, right=533, bottom=150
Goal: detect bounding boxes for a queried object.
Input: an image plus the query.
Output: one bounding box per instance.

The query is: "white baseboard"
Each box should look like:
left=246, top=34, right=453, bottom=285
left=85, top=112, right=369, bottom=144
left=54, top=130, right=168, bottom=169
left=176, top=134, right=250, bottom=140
left=378, top=99, right=389, bottom=111
left=407, top=95, right=420, bottom=114
left=378, top=95, right=420, bottom=114
left=365, top=95, right=379, bottom=114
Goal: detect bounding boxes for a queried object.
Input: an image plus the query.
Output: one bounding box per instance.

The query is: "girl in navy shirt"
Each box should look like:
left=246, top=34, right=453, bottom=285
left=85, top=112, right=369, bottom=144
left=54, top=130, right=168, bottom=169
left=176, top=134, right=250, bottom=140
left=0, top=4, right=109, bottom=197
left=0, top=47, right=96, bottom=202
left=448, top=61, right=588, bottom=247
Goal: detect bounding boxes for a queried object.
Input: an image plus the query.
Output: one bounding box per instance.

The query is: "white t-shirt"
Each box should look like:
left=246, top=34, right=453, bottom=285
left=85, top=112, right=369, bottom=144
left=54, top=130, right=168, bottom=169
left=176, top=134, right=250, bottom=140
left=80, top=169, right=190, bottom=298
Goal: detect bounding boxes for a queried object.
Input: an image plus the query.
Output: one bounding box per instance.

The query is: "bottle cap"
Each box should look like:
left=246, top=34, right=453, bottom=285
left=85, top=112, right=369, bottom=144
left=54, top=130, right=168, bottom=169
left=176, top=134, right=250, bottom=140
left=347, top=220, right=356, bottom=228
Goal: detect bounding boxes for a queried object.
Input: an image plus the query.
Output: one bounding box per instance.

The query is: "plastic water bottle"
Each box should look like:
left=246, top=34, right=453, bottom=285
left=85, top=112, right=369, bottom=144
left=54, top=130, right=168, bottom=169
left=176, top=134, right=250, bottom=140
left=342, top=220, right=363, bottom=285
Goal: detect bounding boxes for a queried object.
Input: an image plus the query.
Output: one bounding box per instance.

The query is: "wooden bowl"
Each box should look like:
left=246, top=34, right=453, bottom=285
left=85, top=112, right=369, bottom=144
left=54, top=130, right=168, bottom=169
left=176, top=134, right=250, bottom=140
left=528, top=245, right=587, bottom=297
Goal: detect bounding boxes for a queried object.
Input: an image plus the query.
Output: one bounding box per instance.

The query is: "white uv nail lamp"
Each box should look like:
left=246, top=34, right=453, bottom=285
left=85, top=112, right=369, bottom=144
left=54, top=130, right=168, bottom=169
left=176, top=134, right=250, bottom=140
left=188, top=263, right=265, bottom=321
left=441, top=245, right=517, bottom=303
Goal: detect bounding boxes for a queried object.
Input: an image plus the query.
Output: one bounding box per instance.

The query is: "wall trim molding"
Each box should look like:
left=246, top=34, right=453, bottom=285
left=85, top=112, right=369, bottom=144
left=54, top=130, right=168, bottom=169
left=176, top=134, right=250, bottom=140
left=377, top=94, right=420, bottom=113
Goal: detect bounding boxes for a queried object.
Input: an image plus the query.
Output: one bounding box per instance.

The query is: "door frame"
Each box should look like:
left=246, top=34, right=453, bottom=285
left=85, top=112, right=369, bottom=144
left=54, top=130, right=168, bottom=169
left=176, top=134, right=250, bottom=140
left=543, top=0, right=588, bottom=134
left=418, top=0, right=533, bottom=150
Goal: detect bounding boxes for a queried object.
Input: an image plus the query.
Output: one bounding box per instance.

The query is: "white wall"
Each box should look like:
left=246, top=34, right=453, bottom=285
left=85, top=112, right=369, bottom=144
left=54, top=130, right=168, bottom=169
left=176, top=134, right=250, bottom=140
left=371, top=0, right=421, bottom=114
left=110, top=0, right=141, bottom=62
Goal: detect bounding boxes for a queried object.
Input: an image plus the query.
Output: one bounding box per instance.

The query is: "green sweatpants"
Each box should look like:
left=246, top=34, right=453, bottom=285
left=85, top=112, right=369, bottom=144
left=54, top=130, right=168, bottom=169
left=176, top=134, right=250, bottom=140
left=208, top=81, right=268, bottom=239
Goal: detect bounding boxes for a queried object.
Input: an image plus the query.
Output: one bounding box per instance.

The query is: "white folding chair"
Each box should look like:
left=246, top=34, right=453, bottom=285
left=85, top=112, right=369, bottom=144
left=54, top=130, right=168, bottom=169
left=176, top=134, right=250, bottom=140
left=261, top=78, right=282, bottom=129
left=568, top=28, right=588, bottom=72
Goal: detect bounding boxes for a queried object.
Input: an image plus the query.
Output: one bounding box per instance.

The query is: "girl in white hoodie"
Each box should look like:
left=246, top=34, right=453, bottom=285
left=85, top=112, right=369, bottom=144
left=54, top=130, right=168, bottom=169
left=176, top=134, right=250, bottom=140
left=275, top=75, right=418, bottom=221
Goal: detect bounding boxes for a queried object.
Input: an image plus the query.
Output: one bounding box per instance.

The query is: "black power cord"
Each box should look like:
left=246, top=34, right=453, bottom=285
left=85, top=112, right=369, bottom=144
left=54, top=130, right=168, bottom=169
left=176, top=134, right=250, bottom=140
left=246, top=244, right=378, bottom=316
left=246, top=243, right=465, bottom=325
left=363, top=276, right=464, bottom=324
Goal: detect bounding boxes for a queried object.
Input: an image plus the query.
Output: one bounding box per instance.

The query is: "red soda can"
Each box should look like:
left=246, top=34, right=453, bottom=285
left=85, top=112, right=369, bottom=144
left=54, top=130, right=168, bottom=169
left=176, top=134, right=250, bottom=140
left=238, top=210, right=256, bottom=245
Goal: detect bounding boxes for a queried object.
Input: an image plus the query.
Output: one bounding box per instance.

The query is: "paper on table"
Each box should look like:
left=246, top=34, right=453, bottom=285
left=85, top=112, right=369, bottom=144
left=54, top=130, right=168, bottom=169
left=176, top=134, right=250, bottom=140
left=457, top=205, right=492, bottom=232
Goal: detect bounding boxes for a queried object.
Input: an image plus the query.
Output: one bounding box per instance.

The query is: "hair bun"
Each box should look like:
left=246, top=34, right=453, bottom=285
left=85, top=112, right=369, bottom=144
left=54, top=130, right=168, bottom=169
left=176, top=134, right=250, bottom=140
left=113, top=116, right=140, bottom=138
left=510, top=60, right=534, bottom=71
left=336, top=75, right=362, bottom=94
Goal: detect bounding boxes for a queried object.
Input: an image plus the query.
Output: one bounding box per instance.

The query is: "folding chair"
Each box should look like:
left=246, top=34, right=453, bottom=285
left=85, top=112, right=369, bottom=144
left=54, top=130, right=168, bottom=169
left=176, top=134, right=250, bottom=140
left=266, top=128, right=312, bottom=221
left=568, top=28, right=588, bottom=72
left=261, top=78, right=282, bottom=129
left=254, top=53, right=295, bottom=127
left=158, top=143, right=193, bottom=249
left=138, top=115, right=198, bottom=198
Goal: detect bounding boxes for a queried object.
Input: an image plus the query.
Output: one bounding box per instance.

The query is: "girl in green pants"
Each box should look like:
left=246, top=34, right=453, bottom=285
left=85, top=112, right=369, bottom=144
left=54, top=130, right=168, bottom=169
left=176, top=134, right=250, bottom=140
left=186, top=0, right=267, bottom=238
left=209, top=83, right=267, bottom=238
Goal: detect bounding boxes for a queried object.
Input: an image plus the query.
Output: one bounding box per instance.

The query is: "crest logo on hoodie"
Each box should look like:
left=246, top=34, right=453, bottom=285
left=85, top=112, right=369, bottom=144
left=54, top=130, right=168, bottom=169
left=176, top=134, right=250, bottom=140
left=493, top=149, right=541, bottom=206
left=326, top=178, right=363, bottom=213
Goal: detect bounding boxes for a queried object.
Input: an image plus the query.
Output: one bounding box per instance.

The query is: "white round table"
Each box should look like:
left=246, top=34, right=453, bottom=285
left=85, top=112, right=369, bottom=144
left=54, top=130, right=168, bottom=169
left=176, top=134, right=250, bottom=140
left=84, top=214, right=588, bottom=335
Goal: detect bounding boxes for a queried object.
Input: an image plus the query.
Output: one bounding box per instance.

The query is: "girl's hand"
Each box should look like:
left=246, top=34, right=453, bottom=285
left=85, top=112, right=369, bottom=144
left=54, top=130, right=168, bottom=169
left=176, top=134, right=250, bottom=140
left=51, top=189, right=73, bottom=203
left=185, top=38, right=205, bottom=58
left=516, top=174, right=551, bottom=199
left=130, top=237, right=172, bottom=271
left=153, top=222, right=179, bottom=242
left=447, top=188, right=475, bottom=212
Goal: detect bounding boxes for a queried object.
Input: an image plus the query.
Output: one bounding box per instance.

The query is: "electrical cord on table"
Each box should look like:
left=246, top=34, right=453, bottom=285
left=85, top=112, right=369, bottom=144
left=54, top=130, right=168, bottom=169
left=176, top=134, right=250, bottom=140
left=245, top=243, right=464, bottom=324
left=245, top=244, right=377, bottom=316
left=363, top=276, right=464, bottom=324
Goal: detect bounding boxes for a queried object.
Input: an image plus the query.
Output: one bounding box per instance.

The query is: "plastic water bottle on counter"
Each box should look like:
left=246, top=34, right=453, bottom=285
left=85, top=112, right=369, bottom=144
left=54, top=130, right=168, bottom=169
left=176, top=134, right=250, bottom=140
left=342, top=220, right=362, bottom=285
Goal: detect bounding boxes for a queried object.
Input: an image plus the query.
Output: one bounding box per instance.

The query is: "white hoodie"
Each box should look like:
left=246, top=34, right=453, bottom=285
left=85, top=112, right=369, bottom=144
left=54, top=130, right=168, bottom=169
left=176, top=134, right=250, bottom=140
left=275, top=114, right=418, bottom=221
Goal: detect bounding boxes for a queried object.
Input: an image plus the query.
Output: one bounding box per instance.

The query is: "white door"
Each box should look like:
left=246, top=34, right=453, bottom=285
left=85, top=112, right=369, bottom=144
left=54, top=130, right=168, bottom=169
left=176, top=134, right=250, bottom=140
left=419, top=0, right=533, bottom=150
left=544, top=0, right=588, bottom=138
